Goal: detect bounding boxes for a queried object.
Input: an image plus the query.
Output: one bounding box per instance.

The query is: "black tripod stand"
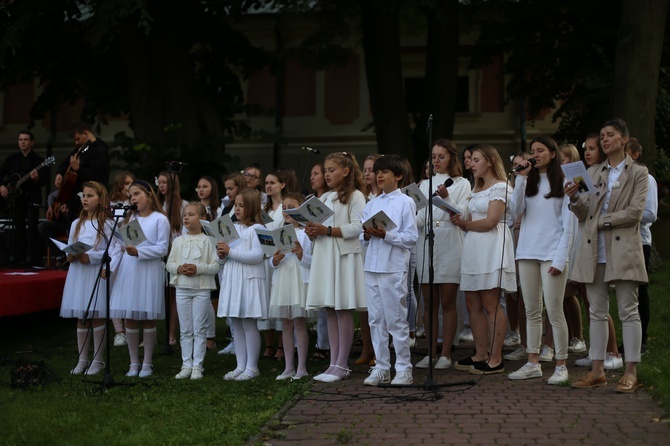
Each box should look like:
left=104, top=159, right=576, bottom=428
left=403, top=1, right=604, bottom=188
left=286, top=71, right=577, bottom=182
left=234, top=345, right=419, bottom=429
left=80, top=205, right=133, bottom=389
left=379, top=114, right=474, bottom=392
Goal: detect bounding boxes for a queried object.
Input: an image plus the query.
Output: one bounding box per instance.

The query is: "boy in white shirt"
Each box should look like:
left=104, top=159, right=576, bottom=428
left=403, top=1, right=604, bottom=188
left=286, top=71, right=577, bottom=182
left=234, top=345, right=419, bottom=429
left=361, top=155, right=419, bottom=385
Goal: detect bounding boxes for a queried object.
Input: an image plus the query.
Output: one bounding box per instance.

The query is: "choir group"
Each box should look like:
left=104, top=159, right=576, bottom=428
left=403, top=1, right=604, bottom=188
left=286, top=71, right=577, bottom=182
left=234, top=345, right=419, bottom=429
left=59, top=118, right=653, bottom=393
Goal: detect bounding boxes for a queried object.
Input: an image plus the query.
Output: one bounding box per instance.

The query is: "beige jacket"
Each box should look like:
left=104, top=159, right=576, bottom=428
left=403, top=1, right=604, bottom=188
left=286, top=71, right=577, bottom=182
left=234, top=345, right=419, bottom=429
left=569, top=155, right=648, bottom=284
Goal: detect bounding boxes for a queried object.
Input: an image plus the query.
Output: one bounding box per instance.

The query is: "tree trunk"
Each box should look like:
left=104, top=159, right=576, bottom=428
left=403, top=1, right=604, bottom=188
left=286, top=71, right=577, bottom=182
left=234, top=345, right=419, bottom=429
left=360, top=0, right=412, bottom=158
left=612, top=0, right=669, bottom=172
left=425, top=0, right=459, bottom=141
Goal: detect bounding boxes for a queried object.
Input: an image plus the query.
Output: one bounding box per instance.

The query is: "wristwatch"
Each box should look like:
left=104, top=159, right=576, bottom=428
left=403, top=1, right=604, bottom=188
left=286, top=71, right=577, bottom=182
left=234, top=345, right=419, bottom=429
left=327, top=226, right=332, bottom=236
left=603, top=222, right=612, bottom=229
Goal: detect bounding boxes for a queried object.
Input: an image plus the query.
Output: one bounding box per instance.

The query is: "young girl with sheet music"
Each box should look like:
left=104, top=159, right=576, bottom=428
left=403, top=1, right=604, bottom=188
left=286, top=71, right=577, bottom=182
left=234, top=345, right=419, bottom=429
left=217, top=188, right=267, bottom=381
left=109, top=180, right=170, bottom=378
left=60, top=181, right=118, bottom=376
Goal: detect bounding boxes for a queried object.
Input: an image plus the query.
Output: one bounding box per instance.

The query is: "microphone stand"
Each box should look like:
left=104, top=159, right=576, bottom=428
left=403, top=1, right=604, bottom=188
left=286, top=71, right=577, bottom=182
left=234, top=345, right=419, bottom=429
left=81, top=206, right=130, bottom=389
left=299, top=149, right=315, bottom=196
left=379, top=114, right=474, bottom=393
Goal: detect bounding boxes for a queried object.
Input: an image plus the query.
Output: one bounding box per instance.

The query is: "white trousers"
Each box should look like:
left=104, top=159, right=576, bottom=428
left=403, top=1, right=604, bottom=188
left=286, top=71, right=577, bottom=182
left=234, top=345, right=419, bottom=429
left=586, top=264, right=642, bottom=363
left=176, top=288, right=211, bottom=369
left=518, top=259, right=569, bottom=359
left=365, top=271, right=411, bottom=372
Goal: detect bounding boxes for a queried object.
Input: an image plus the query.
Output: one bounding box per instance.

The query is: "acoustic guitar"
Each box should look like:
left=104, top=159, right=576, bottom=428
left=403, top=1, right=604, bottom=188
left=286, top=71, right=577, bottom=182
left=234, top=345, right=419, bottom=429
left=53, top=143, right=90, bottom=217
left=3, top=156, right=56, bottom=211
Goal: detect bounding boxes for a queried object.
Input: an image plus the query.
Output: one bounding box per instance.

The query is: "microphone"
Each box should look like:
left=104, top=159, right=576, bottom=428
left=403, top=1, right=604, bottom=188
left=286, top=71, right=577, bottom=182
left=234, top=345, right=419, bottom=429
left=432, top=178, right=454, bottom=196
left=301, top=146, right=320, bottom=154
left=511, top=158, right=536, bottom=172
left=103, top=204, right=138, bottom=211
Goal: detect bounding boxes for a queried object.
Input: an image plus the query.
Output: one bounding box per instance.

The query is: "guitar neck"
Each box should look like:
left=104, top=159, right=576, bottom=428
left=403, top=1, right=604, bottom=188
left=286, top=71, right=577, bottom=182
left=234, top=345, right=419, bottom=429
left=13, top=157, right=55, bottom=189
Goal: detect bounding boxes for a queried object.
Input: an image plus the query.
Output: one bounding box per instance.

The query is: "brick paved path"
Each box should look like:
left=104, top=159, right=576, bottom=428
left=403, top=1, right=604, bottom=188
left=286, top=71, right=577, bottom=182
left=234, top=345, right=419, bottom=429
left=258, top=344, right=670, bottom=445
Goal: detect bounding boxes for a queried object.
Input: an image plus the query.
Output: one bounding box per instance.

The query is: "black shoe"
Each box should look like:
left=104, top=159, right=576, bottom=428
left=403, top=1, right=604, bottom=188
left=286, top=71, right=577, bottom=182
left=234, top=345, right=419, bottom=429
left=469, top=360, right=505, bottom=375
left=641, top=344, right=648, bottom=355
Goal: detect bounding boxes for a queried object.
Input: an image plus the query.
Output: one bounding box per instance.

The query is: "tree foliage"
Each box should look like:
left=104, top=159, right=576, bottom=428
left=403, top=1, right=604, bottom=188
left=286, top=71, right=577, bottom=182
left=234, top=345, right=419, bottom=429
left=0, top=0, right=273, bottom=187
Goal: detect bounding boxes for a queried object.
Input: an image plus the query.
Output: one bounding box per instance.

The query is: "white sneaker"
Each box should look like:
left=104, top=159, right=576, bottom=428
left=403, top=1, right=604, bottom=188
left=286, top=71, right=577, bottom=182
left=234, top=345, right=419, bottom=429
left=415, top=327, right=426, bottom=338
left=408, top=337, right=416, bottom=348
left=363, top=367, right=391, bottom=386
left=190, top=368, right=203, bottom=380
left=391, top=371, right=413, bottom=385
left=604, top=352, right=624, bottom=370
left=459, top=327, right=474, bottom=342
left=504, top=331, right=521, bottom=347
left=575, top=356, right=592, bottom=367
left=434, top=356, right=453, bottom=370
left=568, top=337, right=587, bottom=353
left=217, top=342, right=235, bottom=355
left=547, top=365, right=569, bottom=385
left=175, top=367, right=192, bottom=379
left=508, top=362, right=542, bottom=380
left=415, top=355, right=436, bottom=369
left=113, top=332, right=127, bottom=346
left=504, top=346, right=527, bottom=361
left=538, top=345, right=554, bottom=362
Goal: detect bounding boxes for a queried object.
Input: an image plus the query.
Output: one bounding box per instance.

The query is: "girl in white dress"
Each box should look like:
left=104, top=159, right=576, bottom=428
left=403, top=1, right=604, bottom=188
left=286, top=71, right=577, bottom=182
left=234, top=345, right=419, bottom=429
left=451, top=145, right=516, bottom=375
left=60, top=181, right=117, bottom=376
left=416, top=139, right=471, bottom=369
left=110, top=180, right=170, bottom=378
left=260, top=170, right=287, bottom=360
left=305, top=152, right=367, bottom=382
left=166, top=203, right=220, bottom=380
left=271, top=192, right=313, bottom=381
left=217, top=189, right=267, bottom=381
left=196, top=175, right=222, bottom=349
left=217, top=171, right=247, bottom=356
left=108, top=171, right=134, bottom=346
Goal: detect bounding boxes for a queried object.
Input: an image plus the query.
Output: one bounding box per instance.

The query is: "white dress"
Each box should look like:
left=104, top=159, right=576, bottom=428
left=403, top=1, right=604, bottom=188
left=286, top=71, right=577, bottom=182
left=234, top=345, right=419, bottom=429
left=416, top=174, right=471, bottom=284
left=306, top=190, right=367, bottom=311
left=259, top=204, right=284, bottom=330
left=217, top=223, right=268, bottom=318
left=460, top=182, right=516, bottom=292
left=60, top=219, right=118, bottom=319
left=269, top=227, right=312, bottom=319
left=109, top=212, right=170, bottom=320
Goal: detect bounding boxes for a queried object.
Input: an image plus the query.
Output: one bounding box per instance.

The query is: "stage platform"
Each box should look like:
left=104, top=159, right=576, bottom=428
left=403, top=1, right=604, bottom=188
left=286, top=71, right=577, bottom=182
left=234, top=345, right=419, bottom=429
left=0, top=269, right=66, bottom=317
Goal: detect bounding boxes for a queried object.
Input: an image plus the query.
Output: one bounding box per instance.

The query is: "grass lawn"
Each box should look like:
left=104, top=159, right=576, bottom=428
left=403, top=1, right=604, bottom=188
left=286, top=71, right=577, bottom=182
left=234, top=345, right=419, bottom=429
left=636, top=261, right=670, bottom=413
left=2, top=260, right=670, bottom=444
left=0, top=314, right=314, bottom=445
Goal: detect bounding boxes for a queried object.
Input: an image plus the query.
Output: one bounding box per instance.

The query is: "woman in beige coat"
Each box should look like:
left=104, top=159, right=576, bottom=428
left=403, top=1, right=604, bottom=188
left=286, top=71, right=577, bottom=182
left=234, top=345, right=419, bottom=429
left=565, top=118, right=648, bottom=393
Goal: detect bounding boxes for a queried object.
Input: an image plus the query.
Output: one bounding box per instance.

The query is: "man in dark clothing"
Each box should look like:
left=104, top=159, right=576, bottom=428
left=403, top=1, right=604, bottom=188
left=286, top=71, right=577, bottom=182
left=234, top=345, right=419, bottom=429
left=54, top=122, right=110, bottom=225
left=0, top=130, right=48, bottom=265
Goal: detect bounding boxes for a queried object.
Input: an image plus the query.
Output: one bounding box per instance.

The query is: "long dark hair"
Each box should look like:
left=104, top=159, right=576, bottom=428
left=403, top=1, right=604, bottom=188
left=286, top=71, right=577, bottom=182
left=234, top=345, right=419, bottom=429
left=525, top=136, right=565, bottom=199
left=198, top=175, right=220, bottom=221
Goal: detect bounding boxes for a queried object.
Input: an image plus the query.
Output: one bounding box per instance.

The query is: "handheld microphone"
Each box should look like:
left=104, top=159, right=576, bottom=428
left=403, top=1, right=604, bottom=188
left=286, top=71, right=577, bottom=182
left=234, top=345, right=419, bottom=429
left=432, top=178, right=454, bottom=196
left=301, top=146, right=320, bottom=154
left=511, top=158, right=536, bottom=172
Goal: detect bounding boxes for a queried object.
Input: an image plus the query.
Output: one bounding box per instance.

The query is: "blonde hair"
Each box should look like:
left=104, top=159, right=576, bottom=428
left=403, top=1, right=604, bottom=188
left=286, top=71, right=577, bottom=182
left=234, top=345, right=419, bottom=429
left=236, top=188, right=264, bottom=227
left=324, top=152, right=365, bottom=204
left=73, top=181, right=110, bottom=247
left=363, top=153, right=382, bottom=197
left=559, top=144, right=580, bottom=164
left=185, top=201, right=208, bottom=219
left=470, top=144, right=508, bottom=192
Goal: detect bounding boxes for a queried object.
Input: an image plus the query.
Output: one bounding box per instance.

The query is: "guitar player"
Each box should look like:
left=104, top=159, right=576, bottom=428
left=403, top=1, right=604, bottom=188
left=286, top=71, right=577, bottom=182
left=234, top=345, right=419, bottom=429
left=0, top=130, right=48, bottom=266
left=54, top=122, right=110, bottom=226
